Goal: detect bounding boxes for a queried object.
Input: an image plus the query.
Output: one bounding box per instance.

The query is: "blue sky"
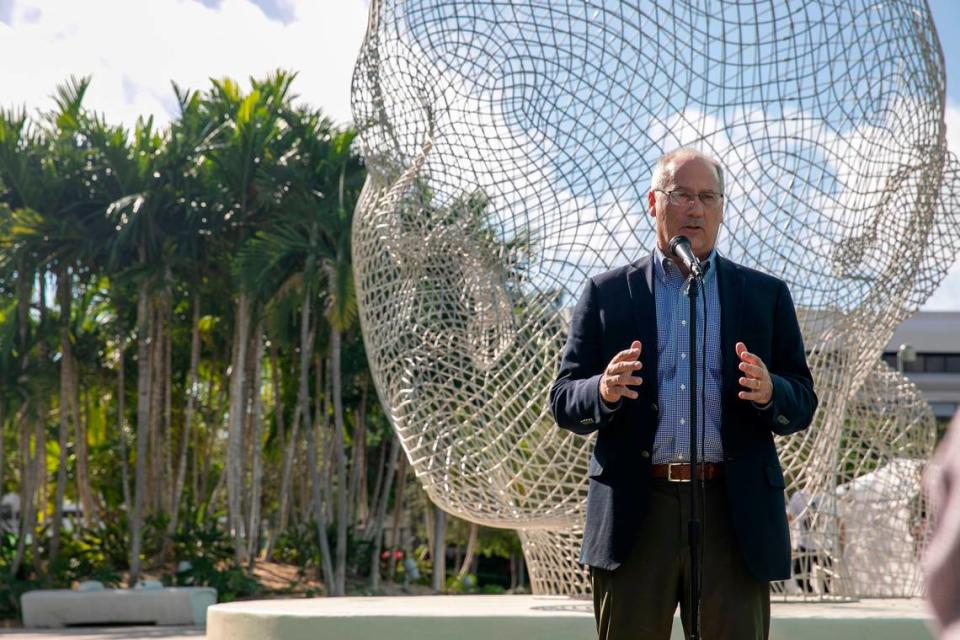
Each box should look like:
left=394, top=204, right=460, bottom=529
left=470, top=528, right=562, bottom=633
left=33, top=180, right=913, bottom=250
left=930, top=0, right=960, bottom=106
left=0, top=0, right=957, bottom=310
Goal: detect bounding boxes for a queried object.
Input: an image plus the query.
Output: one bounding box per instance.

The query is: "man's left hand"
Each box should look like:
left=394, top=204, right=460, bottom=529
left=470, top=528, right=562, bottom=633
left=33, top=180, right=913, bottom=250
left=735, top=341, right=772, bottom=405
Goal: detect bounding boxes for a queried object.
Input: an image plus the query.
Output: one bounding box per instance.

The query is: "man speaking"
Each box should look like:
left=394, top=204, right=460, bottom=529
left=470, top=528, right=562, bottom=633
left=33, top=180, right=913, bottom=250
left=550, top=148, right=817, bottom=639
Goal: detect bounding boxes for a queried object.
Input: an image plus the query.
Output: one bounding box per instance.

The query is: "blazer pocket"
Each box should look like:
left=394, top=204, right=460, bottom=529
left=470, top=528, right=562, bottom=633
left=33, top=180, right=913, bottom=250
left=765, top=465, right=785, bottom=488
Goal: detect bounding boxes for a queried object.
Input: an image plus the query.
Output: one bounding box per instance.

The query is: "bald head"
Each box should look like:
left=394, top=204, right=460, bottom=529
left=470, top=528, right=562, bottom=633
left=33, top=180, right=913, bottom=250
left=650, top=148, right=724, bottom=194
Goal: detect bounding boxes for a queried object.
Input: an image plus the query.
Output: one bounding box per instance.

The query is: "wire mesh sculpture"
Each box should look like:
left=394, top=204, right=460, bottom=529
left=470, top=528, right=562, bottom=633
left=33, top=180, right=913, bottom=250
left=350, top=0, right=960, bottom=597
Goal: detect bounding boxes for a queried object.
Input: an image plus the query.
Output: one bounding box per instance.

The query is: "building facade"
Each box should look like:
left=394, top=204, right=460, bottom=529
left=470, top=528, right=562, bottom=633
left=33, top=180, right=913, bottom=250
left=882, top=311, right=960, bottom=435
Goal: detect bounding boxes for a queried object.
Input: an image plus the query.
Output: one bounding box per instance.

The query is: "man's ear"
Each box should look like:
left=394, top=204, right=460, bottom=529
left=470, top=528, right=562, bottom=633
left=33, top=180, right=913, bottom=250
left=647, top=190, right=656, bottom=217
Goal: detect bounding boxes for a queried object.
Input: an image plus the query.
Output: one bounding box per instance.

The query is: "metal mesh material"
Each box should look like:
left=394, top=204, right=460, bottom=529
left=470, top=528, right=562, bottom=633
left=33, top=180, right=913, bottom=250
left=350, top=0, right=960, bottom=597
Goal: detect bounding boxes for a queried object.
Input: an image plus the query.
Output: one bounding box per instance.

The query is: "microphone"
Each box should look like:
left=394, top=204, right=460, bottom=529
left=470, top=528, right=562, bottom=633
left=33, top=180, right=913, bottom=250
left=668, top=235, right=705, bottom=279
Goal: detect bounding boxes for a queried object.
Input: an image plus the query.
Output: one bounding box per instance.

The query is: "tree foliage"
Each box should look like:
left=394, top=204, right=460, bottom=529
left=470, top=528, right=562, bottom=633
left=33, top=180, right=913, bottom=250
left=0, top=74, right=525, bottom=615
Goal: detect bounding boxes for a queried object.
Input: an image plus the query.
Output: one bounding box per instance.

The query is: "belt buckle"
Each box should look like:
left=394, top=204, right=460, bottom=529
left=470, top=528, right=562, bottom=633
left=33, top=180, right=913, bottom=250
left=667, top=462, right=690, bottom=483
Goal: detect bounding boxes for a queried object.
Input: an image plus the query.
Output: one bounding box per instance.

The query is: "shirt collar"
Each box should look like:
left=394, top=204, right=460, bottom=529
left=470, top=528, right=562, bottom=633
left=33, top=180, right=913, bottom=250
left=653, top=245, right=718, bottom=284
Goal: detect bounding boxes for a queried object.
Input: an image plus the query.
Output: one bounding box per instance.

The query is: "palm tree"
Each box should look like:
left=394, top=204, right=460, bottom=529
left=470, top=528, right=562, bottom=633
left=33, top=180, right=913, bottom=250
left=0, top=71, right=417, bottom=597
left=0, top=77, right=114, bottom=566
left=100, top=105, right=180, bottom=586
left=201, top=71, right=296, bottom=563
left=318, top=128, right=363, bottom=596
left=0, top=107, right=47, bottom=576
left=234, top=110, right=338, bottom=588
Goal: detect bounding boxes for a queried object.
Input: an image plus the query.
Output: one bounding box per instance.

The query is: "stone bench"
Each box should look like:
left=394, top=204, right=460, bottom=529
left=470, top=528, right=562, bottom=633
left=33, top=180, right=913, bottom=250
left=21, top=585, right=216, bottom=628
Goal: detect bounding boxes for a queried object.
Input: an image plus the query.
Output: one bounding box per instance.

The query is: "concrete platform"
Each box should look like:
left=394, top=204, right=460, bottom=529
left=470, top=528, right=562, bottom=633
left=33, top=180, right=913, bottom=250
left=0, top=627, right=203, bottom=639
left=207, top=595, right=936, bottom=640
left=21, top=587, right=216, bottom=628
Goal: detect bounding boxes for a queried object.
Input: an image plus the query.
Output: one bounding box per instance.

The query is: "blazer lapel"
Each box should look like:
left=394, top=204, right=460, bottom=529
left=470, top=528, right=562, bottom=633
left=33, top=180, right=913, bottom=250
left=626, top=253, right=658, bottom=402
left=717, top=255, right=744, bottom=407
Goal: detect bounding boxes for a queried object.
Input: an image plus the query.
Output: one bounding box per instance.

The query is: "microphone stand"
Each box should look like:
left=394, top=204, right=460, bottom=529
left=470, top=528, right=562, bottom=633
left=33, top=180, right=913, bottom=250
left=684, top=269, right=704, bottom=640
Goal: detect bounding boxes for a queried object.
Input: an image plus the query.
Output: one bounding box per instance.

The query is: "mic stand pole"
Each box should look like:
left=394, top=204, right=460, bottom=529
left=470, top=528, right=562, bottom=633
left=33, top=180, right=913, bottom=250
left=684, top=271, right=703, bottom=640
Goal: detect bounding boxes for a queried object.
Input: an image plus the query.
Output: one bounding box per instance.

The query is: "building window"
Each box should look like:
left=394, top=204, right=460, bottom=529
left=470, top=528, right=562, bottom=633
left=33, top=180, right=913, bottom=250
left=948, top=355, right=960, bottom=373
left=882, top=352, right=960, bottom=374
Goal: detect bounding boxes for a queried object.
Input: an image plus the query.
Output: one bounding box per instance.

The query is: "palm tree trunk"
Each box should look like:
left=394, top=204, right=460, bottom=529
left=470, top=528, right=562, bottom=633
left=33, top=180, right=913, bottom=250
left=129, top=281, right=153, bottom=586
left=50, top=270, right=72, bottom=560
left=246, top=320, right=265, bottom=564
left=270, top=339, right=286, bottom=456
left=193, top=343, right=217, bottom=511
left=432, top=505, right=446, bottom=592
left=368, top=435, right=400, bottom=592
left=261, top=340, right=286, bottom=560
left=117, top=330, right=131, bottom=517
left=347, top=378, right=367, bottom=528
left=241, top=321, right=259, bottom=544
left=32, top=274, right=48, bottom=571
left=227, top=291, right=250, bottom=563
left=64, top=276, right=93, bottom=527
left=331, top=326, right=348, bottom=596
left=11, top=403, right=34, bottom=578
left=366, top=439, right=386, bottom=536
left=303, top=349, right=335, bottom=592
left=457, top=522, right=479, bottom=578
left=388, top=454, right=407, bottom=581
left=170, top=295, right=201, bottom=538
left=72, top=353, right=94, bottom=524
left=50, top=359, right=69, bottom=562
left=148, top=300, right=164, bottom=515
left=162, top=292, right=174, bottom=518
left=79, top=387, right=99, bottom=518
left=268, top=294, right=315, bottom=558
left=10, top=273, right=33, bottom=578
left=207, top=464, right=226, bottom=517
left=317, top=356, right=334, bottom=526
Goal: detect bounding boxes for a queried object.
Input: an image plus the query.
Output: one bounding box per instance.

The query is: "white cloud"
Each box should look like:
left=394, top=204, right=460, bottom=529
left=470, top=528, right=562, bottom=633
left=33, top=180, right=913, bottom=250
left=0, top=0, right=369, bottom=127
left=924, top=259, right=960, bottom=310
left=947, top=101, right=960, bottom=159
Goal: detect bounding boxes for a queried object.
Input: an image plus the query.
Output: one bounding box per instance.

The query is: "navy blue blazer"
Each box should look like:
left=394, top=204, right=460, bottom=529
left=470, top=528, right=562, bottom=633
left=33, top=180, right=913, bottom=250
left=549, top=253, right=817, bottom=581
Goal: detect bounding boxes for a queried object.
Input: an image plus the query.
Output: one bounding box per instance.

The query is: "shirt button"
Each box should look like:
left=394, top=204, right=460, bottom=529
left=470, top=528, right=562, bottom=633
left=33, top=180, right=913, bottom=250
left=680, top=384, right=686, bottom=390
left=681, top=320, right=687, bottom=326
left=681, top=353, right=686, bottom=359
left=680, top=418, right=686, bottom=425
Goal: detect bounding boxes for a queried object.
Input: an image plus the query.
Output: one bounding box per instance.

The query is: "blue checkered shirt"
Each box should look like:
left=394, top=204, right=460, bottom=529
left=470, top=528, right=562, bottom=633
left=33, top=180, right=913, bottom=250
left=652, top=247, right=724, bottom=463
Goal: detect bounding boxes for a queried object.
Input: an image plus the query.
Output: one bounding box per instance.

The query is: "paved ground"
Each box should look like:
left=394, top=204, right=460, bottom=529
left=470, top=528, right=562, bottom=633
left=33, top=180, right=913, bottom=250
left=0, top=628, right=203, bottom=639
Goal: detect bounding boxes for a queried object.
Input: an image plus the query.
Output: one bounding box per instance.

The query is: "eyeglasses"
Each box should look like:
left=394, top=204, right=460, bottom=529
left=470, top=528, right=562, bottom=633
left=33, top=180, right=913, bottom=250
left=655, top=189, right=724, bottom=208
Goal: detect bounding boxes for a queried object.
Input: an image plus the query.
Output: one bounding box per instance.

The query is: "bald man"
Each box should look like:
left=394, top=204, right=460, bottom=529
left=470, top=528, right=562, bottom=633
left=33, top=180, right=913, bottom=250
left=550, top=148, right=818, bottom=639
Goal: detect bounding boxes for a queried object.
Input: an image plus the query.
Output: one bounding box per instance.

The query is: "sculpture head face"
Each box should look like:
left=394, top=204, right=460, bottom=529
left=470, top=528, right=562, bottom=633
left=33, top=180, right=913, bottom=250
left=647, top=151, right=724, bottom=261
left=351, top=0, right=959, bottom=598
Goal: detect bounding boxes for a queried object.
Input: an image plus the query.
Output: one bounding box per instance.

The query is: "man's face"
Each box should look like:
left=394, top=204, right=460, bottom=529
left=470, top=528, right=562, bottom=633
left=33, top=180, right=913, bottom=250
left=647, top=155, right=724, bottom=261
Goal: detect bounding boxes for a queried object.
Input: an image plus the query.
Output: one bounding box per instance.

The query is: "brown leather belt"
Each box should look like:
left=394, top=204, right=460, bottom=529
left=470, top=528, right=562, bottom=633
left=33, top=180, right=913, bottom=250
left=650, top=462, right=723, bottom=482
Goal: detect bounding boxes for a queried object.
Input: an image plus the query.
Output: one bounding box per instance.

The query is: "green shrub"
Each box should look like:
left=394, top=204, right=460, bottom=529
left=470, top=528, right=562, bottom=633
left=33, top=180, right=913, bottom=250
left=0, top=532, right=38, bottom=620
left=168, top=521, right=259, bottom=602
left=446, top=572, right=477, bottom=594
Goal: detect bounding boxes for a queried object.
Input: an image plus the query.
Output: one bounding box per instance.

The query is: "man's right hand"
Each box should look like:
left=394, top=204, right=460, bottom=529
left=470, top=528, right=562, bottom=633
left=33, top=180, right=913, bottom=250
left=599, top=340, right=643, bottom=404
